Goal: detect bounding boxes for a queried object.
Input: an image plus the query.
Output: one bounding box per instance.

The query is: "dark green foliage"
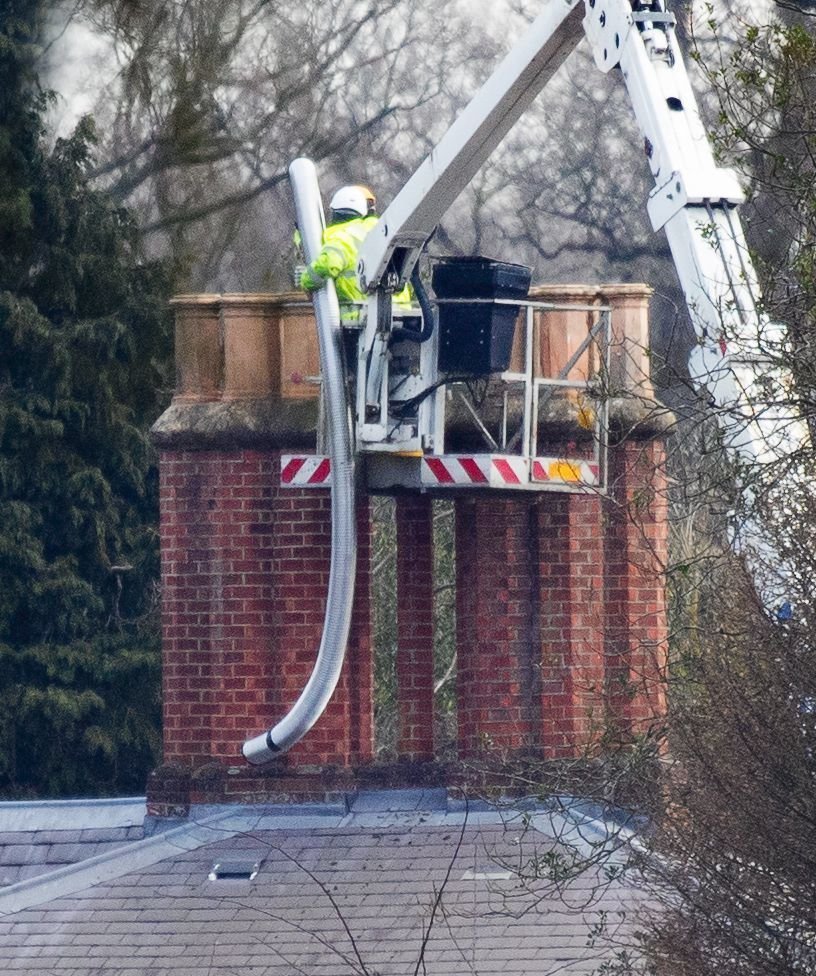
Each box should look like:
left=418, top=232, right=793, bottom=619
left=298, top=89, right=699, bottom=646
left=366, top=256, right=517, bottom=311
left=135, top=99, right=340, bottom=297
left=0, top=635, right=162, bottom=796
left=0, top=3, right=172, bottom=796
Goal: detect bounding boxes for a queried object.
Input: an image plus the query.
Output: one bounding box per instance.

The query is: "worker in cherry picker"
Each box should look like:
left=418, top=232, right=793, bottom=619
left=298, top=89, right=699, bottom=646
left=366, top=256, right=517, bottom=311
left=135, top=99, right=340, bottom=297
left=296, top=184, right=412, bottom=322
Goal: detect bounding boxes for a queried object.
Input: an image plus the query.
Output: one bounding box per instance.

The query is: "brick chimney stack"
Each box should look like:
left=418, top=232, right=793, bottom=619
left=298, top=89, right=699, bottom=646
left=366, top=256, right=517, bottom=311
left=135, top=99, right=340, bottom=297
left=148, top=287, right=669, bottom=812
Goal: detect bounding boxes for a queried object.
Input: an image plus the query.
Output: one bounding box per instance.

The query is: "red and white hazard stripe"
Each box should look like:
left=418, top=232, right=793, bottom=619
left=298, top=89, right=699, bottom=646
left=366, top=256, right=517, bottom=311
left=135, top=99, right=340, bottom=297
left=421, top=455, right=528, bottom=488
left=282, top=452, right=600, bottom=490
left=280, top=455, right=331, bottom=487
left=531, top=457, right=600, bottom=486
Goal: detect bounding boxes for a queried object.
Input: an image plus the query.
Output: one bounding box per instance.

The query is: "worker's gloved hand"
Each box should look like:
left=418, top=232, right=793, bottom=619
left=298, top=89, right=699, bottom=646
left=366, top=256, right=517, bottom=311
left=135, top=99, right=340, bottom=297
left=299, top=267, right=326, bottom=292
left=293, top=264, right=306, bottom=289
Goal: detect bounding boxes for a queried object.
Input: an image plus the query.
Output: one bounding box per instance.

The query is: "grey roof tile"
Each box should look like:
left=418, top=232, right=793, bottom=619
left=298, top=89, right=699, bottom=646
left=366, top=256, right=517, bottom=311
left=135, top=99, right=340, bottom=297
left=0, top=797, right=648, bottom=976
left=43, top=843, right=92, bottom=865
left=15, top=866, right=54, bottom=883
left=78, top=827, right=143, bottom=843
left=0, top=847, right=34, bottom=867
left=34, top=830, right=85, bottom=844
left=0, top=833, right=36, bottom=846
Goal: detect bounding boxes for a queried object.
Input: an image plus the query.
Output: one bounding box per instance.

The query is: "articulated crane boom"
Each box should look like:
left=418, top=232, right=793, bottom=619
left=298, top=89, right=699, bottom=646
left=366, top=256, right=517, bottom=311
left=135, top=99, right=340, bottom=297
left=244, top=0, right=806, bottom=763
left=358, top=0, right=789, bottom=461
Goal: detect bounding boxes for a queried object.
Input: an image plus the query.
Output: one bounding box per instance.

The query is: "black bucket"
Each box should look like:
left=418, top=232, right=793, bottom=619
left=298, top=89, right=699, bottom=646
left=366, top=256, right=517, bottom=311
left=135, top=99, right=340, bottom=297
left=432, top=257, right=531, bottom=374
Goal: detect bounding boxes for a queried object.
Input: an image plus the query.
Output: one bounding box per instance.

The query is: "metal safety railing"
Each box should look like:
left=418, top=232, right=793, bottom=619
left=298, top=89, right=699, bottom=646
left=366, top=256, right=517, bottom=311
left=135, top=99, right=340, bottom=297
left=429, top=297, right=612, bottom=493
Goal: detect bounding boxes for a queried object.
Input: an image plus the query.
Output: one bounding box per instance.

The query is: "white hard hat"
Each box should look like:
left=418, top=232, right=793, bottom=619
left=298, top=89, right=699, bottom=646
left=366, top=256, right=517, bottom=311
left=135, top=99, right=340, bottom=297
left=329, top=184, right=376, bottom=217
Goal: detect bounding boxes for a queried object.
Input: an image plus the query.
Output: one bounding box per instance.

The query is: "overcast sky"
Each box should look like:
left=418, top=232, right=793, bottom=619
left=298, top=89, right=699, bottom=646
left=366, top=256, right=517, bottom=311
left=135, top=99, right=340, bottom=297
left=43, top=0, right=783, bottom=139
left=43, top=8, right=112, bottom=138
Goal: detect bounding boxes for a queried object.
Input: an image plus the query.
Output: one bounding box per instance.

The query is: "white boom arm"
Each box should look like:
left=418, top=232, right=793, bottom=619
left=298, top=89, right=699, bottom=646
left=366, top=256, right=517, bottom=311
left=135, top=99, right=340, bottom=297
left=357, top=0, right=585, bottom=292
left=357, top=0, right=805, bottom=465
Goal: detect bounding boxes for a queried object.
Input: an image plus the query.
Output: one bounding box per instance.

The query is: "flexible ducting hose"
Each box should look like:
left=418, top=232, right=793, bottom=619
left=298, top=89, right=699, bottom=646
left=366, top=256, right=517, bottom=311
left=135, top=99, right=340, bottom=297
left=392, top=264, right=435, bottom=343
left=242, top=158, right=357, bottom=763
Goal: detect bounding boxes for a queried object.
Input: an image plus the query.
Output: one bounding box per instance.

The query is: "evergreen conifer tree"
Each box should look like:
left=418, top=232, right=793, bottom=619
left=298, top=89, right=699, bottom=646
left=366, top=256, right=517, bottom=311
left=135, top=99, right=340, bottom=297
left=0, top=2, right=172, bottom=796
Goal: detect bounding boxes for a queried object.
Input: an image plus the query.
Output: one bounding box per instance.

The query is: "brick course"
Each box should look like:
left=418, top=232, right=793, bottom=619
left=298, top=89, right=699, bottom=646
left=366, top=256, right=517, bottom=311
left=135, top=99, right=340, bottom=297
left=451, top=443, right=667, bottom=761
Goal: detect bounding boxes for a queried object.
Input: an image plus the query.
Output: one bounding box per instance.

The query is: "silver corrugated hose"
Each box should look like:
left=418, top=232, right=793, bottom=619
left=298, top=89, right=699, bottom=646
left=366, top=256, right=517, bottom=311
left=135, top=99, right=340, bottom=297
left=242, top=158, right=357, bottom=763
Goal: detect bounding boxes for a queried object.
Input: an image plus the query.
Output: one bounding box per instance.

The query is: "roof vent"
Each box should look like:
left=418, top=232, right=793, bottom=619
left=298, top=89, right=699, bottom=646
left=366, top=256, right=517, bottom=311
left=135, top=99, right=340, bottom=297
left=461, top=867, right=512, bottom=881
left=208, top=859, right=262, bottom=882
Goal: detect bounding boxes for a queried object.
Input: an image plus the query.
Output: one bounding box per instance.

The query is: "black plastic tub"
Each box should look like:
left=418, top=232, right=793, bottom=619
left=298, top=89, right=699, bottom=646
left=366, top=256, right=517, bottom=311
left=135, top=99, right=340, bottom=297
left=432, top=257, right=531, bottom=374
left=432, top=257, right=531, bottom=300
left=437, top=302, right=521, bottom=374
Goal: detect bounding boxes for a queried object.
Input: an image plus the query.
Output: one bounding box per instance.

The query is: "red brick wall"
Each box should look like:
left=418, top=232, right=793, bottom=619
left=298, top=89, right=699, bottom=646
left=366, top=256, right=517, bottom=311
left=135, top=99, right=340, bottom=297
left=603, top=440, right=669, bottom=742
left=455, top=497, right=538, bottom=758
left=451, top=444, right=667, bottom=761
left=159, top=442, right=667, bottom=775
left=160, top=449, right=372, bottom=769
left=535, top=494, right=606, bottom=758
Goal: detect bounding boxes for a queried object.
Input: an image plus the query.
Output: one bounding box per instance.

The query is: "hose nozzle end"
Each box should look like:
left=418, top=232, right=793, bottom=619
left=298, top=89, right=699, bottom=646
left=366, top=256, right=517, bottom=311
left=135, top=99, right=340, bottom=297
left=241, top=730, right=281, bottom=765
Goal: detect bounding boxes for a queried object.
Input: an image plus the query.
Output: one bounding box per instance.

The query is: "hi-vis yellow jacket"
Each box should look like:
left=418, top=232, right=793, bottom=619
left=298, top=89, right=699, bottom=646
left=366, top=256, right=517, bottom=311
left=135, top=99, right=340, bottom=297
left=300, top=216, right=412, bottom=318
